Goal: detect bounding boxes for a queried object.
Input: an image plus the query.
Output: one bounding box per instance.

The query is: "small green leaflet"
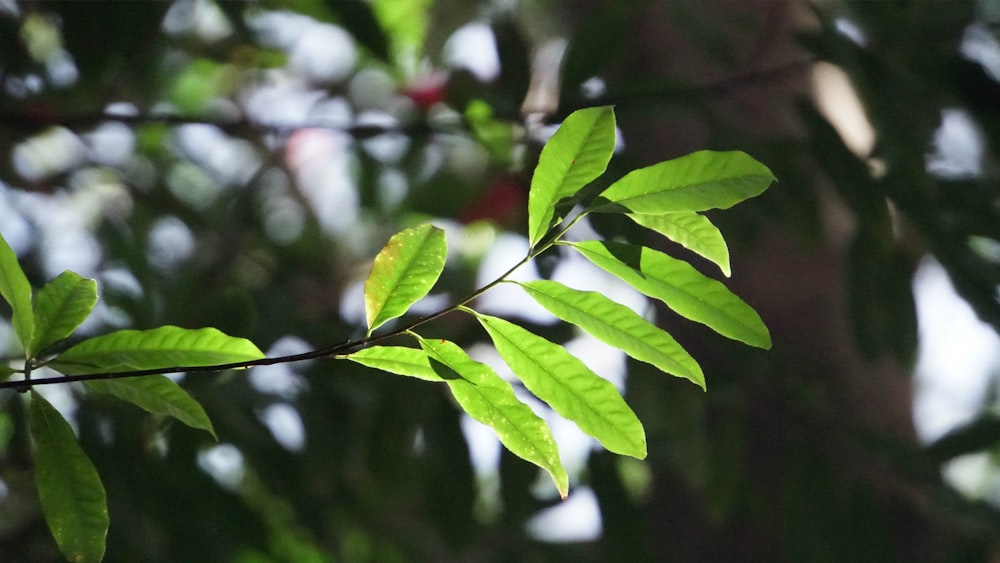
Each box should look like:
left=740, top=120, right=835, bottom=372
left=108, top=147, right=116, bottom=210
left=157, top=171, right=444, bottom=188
left=30, top=391, right=108, bottom=563
left=627, top=212, right=731, bottom=277
left=50, top=326, right=265, bottom=375
left=364, top=224, right=447, bottom=334
left=341, top=345, right=443, bottom=382
left=0, top=231, right=34, bottom=355
left=86, top=376, right=216, bottom=439
left=515, top=280, right=705, bottom=388
left=567, top=241, right=771, bottom=349
left=31, top=271, right=98, bottom=357
left=590, top=150, right=775, bottom=215
left=418, top=337, right=569, bottom=499
left=527, top=106, right=616, bottom=247
left=470, top=311, right=647, bottom=458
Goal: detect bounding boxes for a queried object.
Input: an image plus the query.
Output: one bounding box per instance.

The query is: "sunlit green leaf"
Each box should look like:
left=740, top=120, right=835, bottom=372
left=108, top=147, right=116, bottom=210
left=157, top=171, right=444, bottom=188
left=31, top=271, right=98, bottom=357
left=86, top=375, right=216, bottom=439
left=567, top=241, right=771, bottom=349
left=527, top=106, right=616, bottom=247
left=341, top=345, right=443, bottom=382
left=516, top=280, right=705, bottom=388
left=0, top=231, right=34, bottom=355
left=364, top=224, right=447, bottom=334
left=418, top=336, right=569, bottom=499
left=0, top=363, right=15, bottom=381
left=628, top=212, right=731, bottom=277
left=49, top=326, right=265, bottom=375
left=471, top=311, right=647, bottom=458
left=590, top=150, right=775, bottom=214
left=30, top=391, right=108, bottom=563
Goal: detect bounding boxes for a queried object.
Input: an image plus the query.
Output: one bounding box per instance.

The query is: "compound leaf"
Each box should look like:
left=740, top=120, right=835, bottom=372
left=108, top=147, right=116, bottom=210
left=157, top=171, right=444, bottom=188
left=30, top=390, right=108, bottom=563
left=418, top=336, right=569, bottom=498
left=49, top=326, right=265, bottom=375
left=527, top=105, right=616, bottom=247
left=516, top=280, right=705, bottom=388
left=590, top=150, right=775, bottom=214
left=365, top=224, right=447, bottom=334
left=86, top=375, right=216, bottom=439
left=472, top=311, right=647, bottom=458
left=341, top=345, right=443, bottom=382
left=31, top=271, right=98, bottom=357
left=568, top=240, right=771, bottom=349
left=0, top=231, right=34, bottom=355
left=628, top=212, right=731, bottom=277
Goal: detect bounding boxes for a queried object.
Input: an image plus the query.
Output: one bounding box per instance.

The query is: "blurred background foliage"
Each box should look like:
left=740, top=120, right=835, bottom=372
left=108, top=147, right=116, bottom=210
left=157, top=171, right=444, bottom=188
left=2, top=0, right=1000, bottom=561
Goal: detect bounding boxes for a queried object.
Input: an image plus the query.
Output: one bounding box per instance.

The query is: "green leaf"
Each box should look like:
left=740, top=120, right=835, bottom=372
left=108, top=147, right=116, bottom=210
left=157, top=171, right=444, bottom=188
left=567, top=241, right=771, bottom=349
left=364, top=224, right=447, bottom=334
left=0, top=231, right=34, bottom=355
left=418, top=337, right=569, bottom=498
left=527, top=106, right=616, bottom=247
left=516, top=280, right=705, bottom=388
left=30, top=391, right=108, bottom=563
left=340, top=345, right=444, bottom=382
left=85, top=375, right=216, bottom=439
left=471, top=311, right=647, bottom=458
left=31, top=271, right=98, bottom=357
left=49, top=326, right=265, bottom=375
left=590, top=150, right=775, bottom=214
left=628, top=212, right=731, bottom=277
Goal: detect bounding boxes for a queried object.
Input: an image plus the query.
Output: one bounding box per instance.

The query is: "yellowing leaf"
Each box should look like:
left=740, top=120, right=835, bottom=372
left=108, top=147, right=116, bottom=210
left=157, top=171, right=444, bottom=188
left=364, top=224, right=447, bottom=334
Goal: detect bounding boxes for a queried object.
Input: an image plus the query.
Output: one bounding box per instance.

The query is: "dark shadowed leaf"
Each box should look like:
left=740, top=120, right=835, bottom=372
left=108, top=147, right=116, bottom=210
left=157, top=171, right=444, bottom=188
left=30, top=391, right=108, bottom=563
left=86, top=375, right=216, bottom=438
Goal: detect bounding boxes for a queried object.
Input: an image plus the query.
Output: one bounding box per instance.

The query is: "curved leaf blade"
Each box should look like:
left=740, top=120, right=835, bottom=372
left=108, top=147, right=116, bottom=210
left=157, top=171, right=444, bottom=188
left=31, top=271, right=98, bottom=356
left=628, top=212, right=731, bottom=277
left=591, top=150, right=775, bottom=214
left=528, top=105, right=616, bottom=247
left=30, top=391, right=108, bottom=563
left=517, top=280, right=705, bottom=389
left=0, top=231, right=34, bottom=355
left=364, top=224, right=447, bottom=334
left=85, top=375, right=216, bottom=438
left=340, top=345, right=443, bottom=382
left=49, top=326, right=265, bottom=375
left=418, top=337, right=569, bottom=498
left=472, top=311, right=647, bottom=458
left=568, top=241, right=771, bottom=349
